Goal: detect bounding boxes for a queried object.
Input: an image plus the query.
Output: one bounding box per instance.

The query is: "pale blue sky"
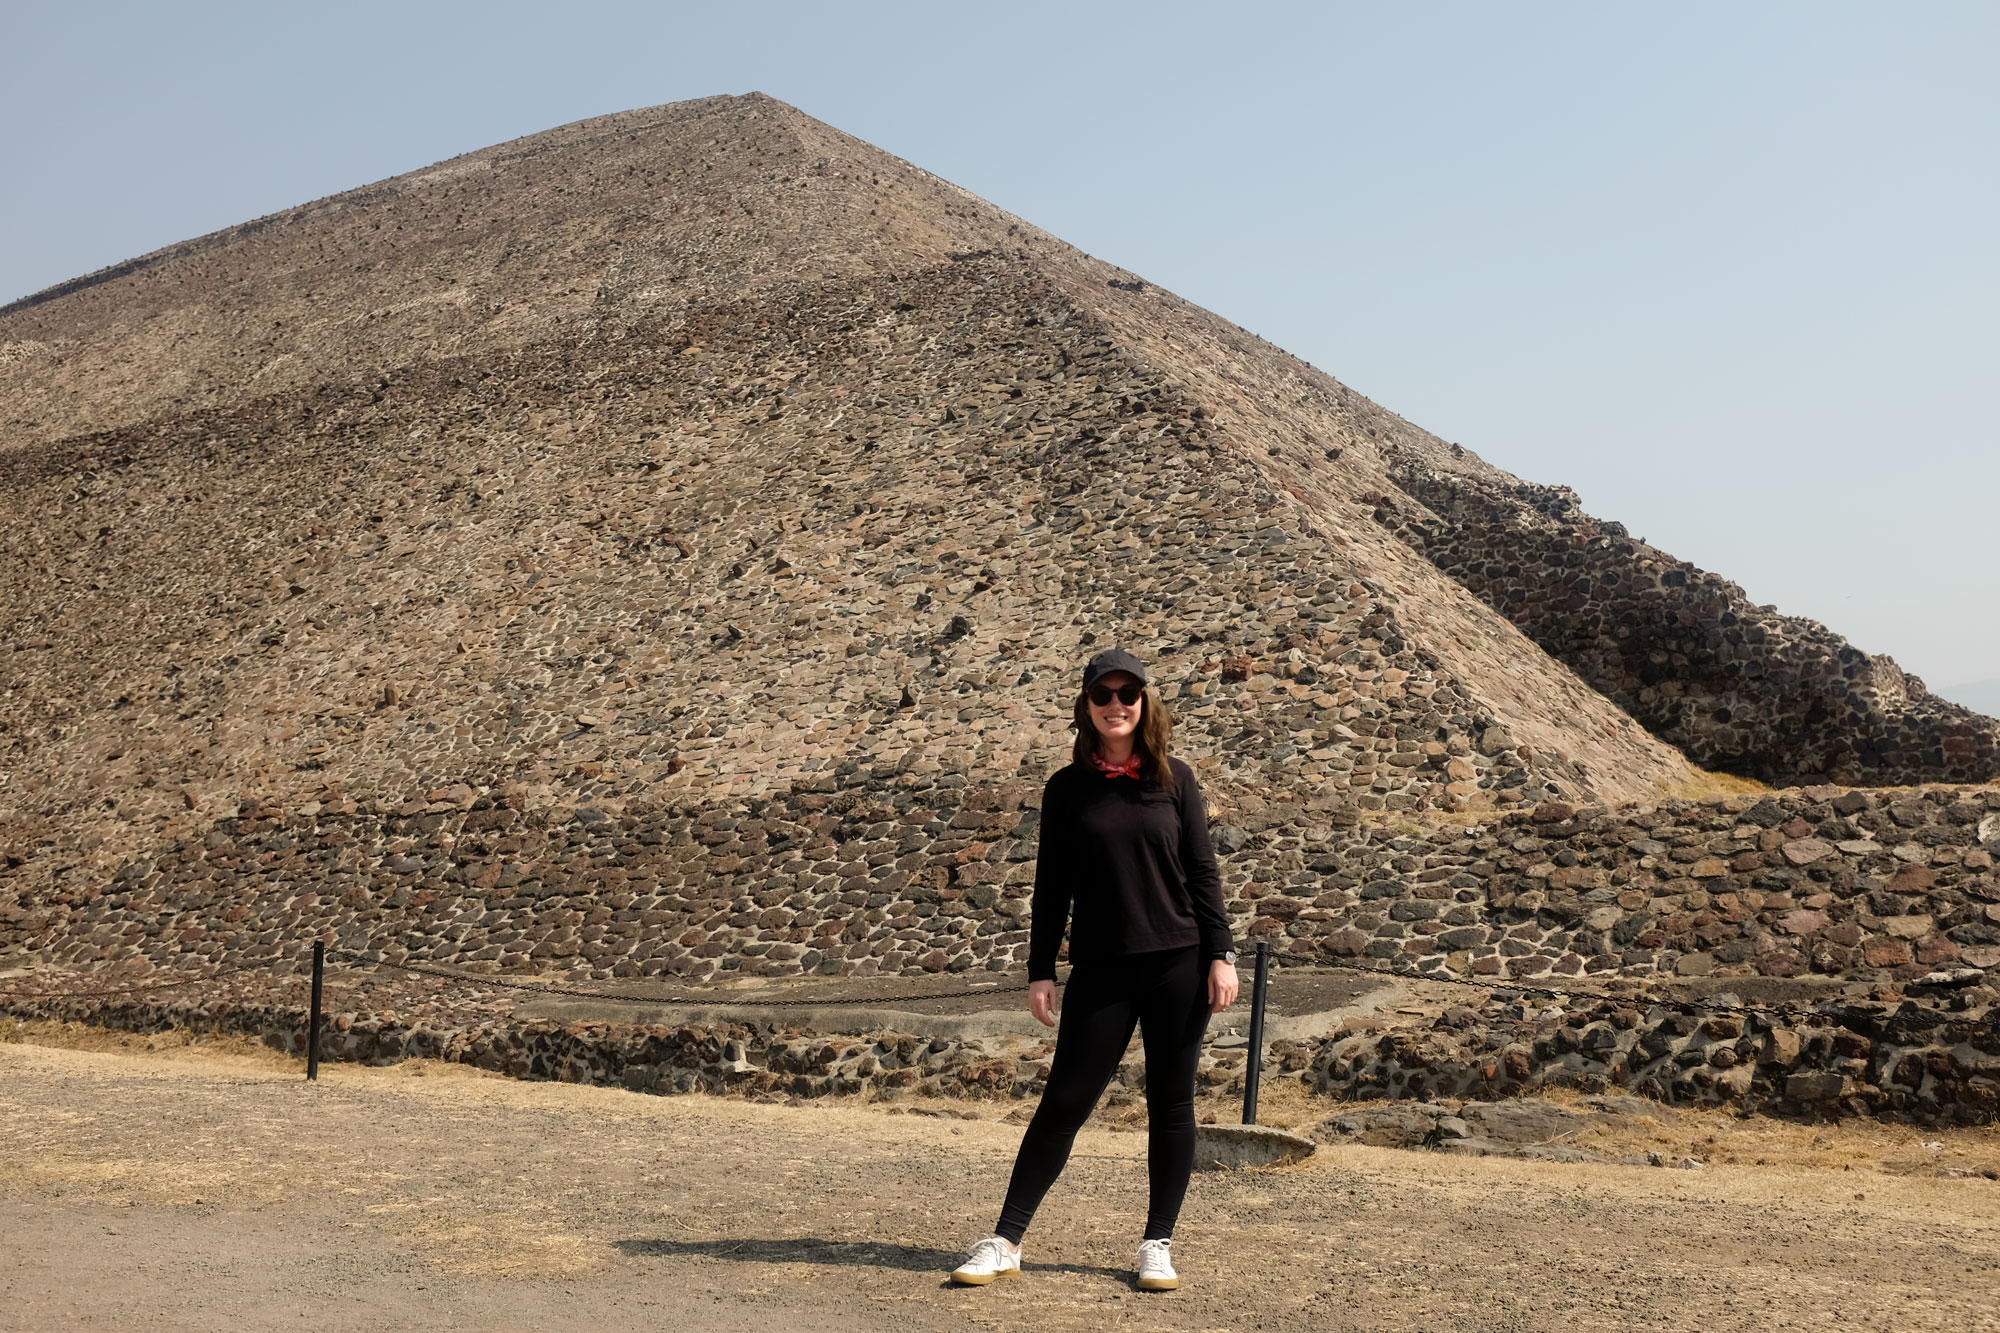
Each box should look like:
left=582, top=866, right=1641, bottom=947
left=4, top=2, right=1994, bottom=702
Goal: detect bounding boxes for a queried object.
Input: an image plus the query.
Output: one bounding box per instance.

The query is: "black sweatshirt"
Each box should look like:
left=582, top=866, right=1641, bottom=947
left=1028, top=756, right=1233, bottom=981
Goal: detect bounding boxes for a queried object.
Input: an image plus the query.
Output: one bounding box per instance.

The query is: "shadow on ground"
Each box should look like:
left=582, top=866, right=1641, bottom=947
left=616, top=1236, right=1126, bottom=1279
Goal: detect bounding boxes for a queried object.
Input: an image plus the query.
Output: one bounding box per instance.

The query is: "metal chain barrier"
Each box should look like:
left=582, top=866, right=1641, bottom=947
left=335, top=946, right=1816, bottom=1020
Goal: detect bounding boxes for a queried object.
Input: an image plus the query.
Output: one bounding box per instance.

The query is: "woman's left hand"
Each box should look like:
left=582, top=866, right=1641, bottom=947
left=1207, top=958, right=1240, bottom=1013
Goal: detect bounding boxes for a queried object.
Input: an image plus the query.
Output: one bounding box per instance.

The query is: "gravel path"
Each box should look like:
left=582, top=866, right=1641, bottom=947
left=2, top=1034, right=1997, bottom=1332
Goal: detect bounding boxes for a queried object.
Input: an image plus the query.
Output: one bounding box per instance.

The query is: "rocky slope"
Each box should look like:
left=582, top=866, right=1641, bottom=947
left=1373, top=454, right=1999, bottom=786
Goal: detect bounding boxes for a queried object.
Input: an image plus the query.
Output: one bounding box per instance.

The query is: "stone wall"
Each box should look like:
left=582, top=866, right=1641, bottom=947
left=1313, top=984, right=2000, bottom=1128
left=1269, top=783, right=2000, bottom=985
left=8, top=772, right=1996, bottom=991
left=1374, top=457, right=2000, bottom=788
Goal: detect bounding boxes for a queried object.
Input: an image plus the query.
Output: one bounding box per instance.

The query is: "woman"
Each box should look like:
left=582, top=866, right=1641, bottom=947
left=951, top=647, right=1238, bottom=1293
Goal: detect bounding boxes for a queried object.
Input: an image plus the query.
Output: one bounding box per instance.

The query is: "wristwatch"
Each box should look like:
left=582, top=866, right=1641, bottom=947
left=1217, top=949, right=1238, bottom=965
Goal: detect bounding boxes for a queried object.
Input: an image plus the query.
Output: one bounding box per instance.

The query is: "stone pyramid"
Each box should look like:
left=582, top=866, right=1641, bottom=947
left=2, top=94, right=1991, bottom=981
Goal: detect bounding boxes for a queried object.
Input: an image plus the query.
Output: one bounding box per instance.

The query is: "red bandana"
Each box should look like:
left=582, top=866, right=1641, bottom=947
left=1092, top=752, right=1142, bottom=779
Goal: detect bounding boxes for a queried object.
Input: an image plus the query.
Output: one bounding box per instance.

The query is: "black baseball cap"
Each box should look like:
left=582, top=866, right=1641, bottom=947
left=1082, top=648, right=1147, bottom=690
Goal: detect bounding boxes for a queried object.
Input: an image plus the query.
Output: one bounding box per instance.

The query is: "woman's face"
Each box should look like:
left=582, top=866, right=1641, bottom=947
left=1087, top=671, right=1143, bottom=745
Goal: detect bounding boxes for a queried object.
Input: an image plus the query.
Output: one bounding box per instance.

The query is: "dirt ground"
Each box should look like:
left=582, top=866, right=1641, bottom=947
left=3, top=1025, right=1998, bottom=1332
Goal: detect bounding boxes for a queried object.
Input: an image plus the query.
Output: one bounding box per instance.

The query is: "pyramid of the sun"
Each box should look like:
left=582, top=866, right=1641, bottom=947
left=2, top=94, right=1992, bottom=980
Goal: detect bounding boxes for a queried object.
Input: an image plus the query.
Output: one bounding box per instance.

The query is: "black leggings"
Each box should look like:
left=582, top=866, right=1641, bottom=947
left=995, top=945, right=1211, bottom=1244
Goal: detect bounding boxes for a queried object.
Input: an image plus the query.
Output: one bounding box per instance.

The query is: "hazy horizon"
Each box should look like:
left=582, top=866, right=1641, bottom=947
left=3, top=2, right=1993, bottom=706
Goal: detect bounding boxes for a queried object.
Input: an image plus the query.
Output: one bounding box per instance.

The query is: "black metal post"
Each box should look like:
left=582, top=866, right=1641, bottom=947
left=1242, top=940, right=1272, bottom=1125
left=306, top=940, right=324, bottom=1082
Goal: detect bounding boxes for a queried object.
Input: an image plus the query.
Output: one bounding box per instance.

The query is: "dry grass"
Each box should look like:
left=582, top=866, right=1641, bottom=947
left=1519, top=1084, right=2000, bottom=1179
left=0, top=1017, right=295, bottom=1067
left=1239, top=1075, right=2000, bottom=1180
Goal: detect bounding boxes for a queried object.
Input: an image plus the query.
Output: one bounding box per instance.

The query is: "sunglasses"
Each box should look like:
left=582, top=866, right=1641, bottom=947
left=1087, top=683, right=1145, bottom=707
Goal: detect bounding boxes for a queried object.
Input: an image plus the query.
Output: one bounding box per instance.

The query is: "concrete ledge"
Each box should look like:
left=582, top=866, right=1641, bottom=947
left=1193, top=1124, right=1317, bottom=1170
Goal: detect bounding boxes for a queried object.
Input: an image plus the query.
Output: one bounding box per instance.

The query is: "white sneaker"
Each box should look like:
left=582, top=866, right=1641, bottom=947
left=1136, top=1237, right=1178, bottom=1291
left=951, top=1236, right=1021, bottom=1286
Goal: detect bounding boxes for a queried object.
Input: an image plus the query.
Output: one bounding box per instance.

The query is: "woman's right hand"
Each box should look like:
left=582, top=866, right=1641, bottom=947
left=1028, top=979, right=1059, bottom=1027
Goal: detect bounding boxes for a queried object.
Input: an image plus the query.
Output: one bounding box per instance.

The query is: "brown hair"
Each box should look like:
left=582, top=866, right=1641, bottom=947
left=1071, top=684, right=1175, bottom=787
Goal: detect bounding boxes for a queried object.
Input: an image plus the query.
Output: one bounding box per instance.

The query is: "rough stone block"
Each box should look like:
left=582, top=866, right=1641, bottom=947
left=1786, top=1071, right=1848, bottom=1102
